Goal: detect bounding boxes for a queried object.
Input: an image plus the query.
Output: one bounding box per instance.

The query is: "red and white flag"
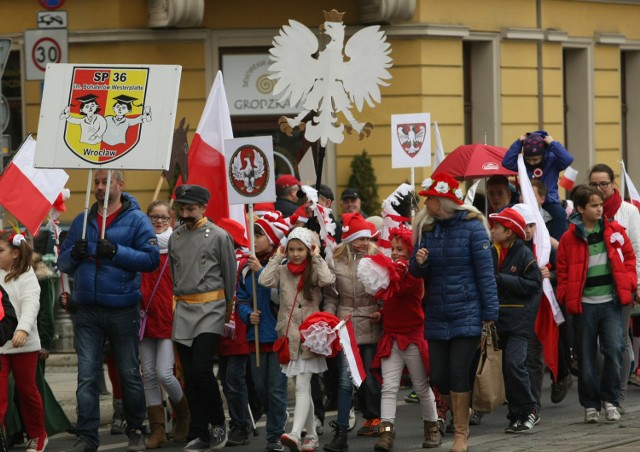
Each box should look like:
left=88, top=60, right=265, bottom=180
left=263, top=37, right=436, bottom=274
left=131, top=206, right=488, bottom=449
left=432, top=121, right=446, bottom=170
left=559, top=165, right=578, bottom=191
left=0, top=136, right=68, bottom=236
left=180, top=71, right=245, bottom=228
left=335, top=315, right=366, bottom=387
left=621, top=161, right=640, bottom=211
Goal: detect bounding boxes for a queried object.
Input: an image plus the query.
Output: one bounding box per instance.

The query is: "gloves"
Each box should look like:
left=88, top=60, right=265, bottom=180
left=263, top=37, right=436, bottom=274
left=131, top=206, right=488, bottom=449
left=71, top=239, right=88, bottom=261
left=97, top=239, right=117, bottom=259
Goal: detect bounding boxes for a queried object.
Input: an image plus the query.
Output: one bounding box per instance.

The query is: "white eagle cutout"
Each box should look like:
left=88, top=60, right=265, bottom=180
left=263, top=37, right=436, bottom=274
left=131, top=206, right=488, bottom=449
left=269, top=9, right=392, bottom=147
left=231, top=149, right=266, bottom=193
left=398, top=124, right=426, bottom=155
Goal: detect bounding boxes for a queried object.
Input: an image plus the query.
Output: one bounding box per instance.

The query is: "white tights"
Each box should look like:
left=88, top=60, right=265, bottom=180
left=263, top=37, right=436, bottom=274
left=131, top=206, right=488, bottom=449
left=290, top=372, right=316, bottom=440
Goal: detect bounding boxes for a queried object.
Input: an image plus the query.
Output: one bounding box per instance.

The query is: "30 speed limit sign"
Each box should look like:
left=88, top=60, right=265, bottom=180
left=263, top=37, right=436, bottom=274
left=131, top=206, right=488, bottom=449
left=24, top=29, right=68, bottom=81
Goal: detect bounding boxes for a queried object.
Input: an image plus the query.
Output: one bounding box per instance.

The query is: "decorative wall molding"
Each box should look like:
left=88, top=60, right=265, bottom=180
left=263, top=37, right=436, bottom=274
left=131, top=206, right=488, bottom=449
left=148, top=0, right=204, bottom=29
left=384, top=23, right=470, bottom=39
left=595, top=32, right=626, bottom=44
left=358, top=0, right=416, bottom=24
left=501, top=27, right=545, bottom=41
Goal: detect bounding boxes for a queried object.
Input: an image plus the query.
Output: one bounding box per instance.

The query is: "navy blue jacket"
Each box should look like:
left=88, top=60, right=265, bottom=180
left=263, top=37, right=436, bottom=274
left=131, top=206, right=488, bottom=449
left=502, top=130, right=573, bottom=205
left=409, top=210, right=499, bottom=340
left=58, top=193, right=159, bottom=308
left=492, top=239, right=542, bottom=337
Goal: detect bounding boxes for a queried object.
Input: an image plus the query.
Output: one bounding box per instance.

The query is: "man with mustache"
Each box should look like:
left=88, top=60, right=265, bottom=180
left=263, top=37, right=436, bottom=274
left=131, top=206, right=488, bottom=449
left=58, top=170, right=159, bottom=452
left=169, top=184, right=237, bottom=451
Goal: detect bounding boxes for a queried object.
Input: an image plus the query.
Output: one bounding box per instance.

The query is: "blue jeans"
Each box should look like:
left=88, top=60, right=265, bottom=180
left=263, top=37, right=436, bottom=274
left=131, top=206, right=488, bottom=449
left=219, top=354, right=250, bottom=431
left=250, top=352, right=288, bottom=442
left=576, top=301, right=624, bottom=410
left=542, top=201, right=568, bottom=241
left=75, top=305, right=146, bottom=449
left=336, top=343, right=381, bottom=425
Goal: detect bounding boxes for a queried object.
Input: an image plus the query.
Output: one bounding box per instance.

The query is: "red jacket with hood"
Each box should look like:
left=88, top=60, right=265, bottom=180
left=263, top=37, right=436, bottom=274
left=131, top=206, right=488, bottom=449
left=556, top=218, right=637, bottom=315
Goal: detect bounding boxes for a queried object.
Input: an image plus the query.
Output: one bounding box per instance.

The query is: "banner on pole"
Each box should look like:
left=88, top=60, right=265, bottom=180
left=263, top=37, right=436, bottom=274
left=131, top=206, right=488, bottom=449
left=225, top=135, right=276, bottom=205
left=391, top=113, right=431, bottom=168
left=35, top=63, right=181, bottom=170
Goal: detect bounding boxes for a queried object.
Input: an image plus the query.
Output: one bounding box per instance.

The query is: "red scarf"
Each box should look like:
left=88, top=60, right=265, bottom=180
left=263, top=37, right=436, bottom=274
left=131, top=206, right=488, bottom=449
left=287, top=260, right=309, bottom=290
left=603, top=189, right=623, bottom=220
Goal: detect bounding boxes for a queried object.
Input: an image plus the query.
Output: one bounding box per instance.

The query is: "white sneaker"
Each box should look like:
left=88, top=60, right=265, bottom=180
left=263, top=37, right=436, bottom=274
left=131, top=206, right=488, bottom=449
left=347, top=407, right=356, bottom=431
left=584, top=408, right=599, bottom=423
left=604, top=402, right=620, bottom=421
left=301, top=436, right=319, bottom=451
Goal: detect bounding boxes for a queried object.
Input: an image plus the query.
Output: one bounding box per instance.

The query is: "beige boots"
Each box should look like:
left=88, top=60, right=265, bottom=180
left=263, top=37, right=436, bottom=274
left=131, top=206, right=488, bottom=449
left=373, top=421, right=394, bottom=451
left=450, top=392, right=470, bottom=452
left=169, top=396, right=191, bottom=442
left=145, top=405, right=168, bottom=448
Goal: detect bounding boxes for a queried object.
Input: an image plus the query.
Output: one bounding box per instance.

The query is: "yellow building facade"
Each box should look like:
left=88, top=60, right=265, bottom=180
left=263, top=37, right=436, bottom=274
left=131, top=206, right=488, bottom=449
left=1, top=0, right=639, bottom=221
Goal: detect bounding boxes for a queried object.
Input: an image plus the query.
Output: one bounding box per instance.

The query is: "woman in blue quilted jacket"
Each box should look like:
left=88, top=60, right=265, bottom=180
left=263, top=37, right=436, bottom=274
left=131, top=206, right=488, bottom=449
left=409, top=173, right=499, bottom=452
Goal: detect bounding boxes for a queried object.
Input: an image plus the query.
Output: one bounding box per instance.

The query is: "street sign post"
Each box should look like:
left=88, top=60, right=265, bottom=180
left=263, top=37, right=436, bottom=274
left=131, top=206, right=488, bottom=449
left=37, top=10, right=68, bottom=28
left=24, top=29, right=68, bottom=80
left=0, top=38, right=11, bottom=80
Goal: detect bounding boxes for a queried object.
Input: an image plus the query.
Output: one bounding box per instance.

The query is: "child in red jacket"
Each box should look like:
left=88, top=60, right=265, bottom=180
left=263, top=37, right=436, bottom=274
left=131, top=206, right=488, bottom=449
left=363, top=226, right=440, bottom=451
left=556, top=185, right=637, bottom=424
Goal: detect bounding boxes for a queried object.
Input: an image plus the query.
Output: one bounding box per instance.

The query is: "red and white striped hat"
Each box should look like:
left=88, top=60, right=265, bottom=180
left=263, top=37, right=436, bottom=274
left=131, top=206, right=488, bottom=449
left=255, top=211, right=289, bottom=246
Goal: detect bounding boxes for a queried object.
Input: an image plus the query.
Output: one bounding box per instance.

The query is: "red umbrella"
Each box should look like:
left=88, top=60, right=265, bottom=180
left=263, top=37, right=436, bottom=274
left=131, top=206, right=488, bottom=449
left=432, top=144, right=516, bottom=180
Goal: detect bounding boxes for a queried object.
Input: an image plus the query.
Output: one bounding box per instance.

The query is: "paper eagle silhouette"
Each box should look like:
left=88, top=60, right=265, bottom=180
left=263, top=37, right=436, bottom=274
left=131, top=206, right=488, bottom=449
left=268, top=9, right=393, bottom=147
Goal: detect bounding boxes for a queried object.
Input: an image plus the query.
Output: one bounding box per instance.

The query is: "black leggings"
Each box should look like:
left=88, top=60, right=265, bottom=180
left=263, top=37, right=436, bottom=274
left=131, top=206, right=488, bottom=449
left=428, top=336, right=480, bottom=394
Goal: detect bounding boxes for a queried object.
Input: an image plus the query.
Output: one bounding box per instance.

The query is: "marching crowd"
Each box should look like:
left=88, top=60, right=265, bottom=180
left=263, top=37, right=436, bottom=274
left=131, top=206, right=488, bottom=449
left=0, top=130, right=639, bottom=452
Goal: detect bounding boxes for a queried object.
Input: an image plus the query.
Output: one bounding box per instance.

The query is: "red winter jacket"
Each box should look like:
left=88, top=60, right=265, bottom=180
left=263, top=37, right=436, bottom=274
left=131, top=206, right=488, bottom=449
left=557, top=218, right=637, bottom=315
left=141, top=253, right=174, bottom=339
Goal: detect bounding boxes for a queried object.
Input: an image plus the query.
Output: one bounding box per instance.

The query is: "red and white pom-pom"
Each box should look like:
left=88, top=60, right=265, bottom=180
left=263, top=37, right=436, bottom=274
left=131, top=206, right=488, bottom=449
left=357, top=254, right=393, bottom=295
left=301, top=321, right=337, bottom=356
left=300, top=312, right=341, bottom=357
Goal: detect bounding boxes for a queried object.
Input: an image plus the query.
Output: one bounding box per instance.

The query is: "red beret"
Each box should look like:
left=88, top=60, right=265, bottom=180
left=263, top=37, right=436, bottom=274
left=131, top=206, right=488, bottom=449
left=276, top=174, right=301, bottom=190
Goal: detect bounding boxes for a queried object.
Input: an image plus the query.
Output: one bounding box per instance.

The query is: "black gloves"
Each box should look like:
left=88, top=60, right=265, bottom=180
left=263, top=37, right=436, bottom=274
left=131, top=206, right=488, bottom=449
left=97, top=239, right=117, bottom=259
left=71, top=239, right=88, bottom=261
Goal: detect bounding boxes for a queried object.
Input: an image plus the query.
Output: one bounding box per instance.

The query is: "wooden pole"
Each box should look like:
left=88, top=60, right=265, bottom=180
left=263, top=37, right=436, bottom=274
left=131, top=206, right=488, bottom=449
left=249, top=203, right=260, bottom=367
left=152, top=175, right=164, bottom=201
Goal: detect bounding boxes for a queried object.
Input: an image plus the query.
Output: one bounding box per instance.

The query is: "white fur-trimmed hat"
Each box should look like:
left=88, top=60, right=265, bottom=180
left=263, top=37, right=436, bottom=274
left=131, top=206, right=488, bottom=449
left=341, top=213, right=374, bottom=243
left=287, top=227, right=313, bottom=250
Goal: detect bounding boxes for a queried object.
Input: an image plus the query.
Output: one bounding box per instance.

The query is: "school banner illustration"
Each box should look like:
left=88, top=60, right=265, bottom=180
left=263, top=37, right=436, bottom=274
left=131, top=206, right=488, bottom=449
left=35, top=63, right=181, bottom=170
left=225, top=136, right=276, bottom=205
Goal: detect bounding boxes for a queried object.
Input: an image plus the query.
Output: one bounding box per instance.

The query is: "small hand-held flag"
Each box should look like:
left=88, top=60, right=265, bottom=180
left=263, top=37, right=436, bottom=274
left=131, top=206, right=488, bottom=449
left=0, top=136, right=69, bottom=235
left=558, top=165, right=578, bottom=192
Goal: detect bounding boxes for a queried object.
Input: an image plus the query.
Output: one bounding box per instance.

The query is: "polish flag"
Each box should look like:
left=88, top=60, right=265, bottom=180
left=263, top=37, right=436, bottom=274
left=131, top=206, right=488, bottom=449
left=432, top=122, right=446, bottom=170
left=559, top=166, right=579, bottom=191
left=335, top=315, right=366, bottom=387
left=0, top=136, right=68, bottom=236
left=621, top=161, right=640, bottom=211
left=179, top=71, right=245, bottom=228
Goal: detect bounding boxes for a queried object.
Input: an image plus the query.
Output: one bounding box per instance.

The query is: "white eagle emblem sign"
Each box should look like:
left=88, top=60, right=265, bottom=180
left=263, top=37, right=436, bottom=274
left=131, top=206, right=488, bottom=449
left=268, top=9, right=393, bottom=146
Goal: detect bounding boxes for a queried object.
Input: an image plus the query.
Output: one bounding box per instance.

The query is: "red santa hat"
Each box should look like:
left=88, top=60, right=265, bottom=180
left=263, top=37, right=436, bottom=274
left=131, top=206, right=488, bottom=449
left=217, top=218, right=250, bottom=248
left=341, top=213, right=374, bottom=243
left=489, top=207, right=526, bottom=240
left=418, top=173, right=464, bottom=205
left=255, top=211, right=289, bottom=246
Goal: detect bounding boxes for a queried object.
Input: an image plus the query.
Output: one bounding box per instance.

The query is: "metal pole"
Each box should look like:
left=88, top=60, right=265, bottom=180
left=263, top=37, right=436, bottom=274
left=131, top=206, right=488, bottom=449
left=315, top=145, right=326, bottom=190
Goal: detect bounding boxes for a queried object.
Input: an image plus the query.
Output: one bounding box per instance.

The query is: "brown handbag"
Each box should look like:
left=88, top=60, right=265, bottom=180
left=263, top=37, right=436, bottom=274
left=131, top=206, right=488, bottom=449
left=472, top=324, right=506, bottom=413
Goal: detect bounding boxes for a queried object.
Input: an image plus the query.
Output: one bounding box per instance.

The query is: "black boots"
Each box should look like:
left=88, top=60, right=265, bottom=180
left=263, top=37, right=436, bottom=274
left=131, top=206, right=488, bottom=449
left=323, top=421, right=348, bottom=452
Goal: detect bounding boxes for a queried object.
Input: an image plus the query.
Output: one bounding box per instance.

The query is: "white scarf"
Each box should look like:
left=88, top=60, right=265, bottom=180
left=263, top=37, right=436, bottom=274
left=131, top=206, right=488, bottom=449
left=157, top=227, right=172, bottom=254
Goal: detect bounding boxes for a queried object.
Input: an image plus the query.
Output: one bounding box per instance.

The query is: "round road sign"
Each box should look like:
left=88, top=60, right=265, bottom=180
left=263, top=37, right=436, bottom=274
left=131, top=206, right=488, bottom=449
left=39, top=0, right=65, bottom=10
left=31, top=37, right=62, bottom=71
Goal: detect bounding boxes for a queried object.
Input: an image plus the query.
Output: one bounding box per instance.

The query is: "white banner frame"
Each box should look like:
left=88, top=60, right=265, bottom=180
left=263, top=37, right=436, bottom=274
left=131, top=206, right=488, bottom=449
left=225, top=136, right=276, bottom=205
left=391, top=113, right=431, bottom=168
left=34, top=63, right=181, bottom=170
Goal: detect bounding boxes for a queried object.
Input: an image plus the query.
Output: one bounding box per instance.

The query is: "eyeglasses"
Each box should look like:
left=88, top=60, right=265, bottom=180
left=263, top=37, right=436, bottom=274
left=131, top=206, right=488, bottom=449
left=588, top=181, right=612, bottom=189
left=149, top=215, right=171, bottom=223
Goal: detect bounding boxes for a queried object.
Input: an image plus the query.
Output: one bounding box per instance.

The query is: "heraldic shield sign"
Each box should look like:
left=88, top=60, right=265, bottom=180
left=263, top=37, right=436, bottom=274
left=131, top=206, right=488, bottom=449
left=61, top=66, right=150, bottom=164
left=35, top=63, right=181, bottom=170
left=397, top=122, right=427, bottom=157
left=225, top=136, right=276, bottom=205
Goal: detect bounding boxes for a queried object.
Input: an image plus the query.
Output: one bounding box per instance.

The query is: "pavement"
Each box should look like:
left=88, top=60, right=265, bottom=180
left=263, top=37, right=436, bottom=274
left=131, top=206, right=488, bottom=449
left=43, top=353, right=640, bottom=451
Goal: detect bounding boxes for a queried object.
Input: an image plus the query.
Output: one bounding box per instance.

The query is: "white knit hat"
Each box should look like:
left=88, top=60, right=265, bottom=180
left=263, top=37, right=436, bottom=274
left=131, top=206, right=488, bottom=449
left=286, top=227, right=313, bottom=250
left=512, top=203, right=537, bottom=225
